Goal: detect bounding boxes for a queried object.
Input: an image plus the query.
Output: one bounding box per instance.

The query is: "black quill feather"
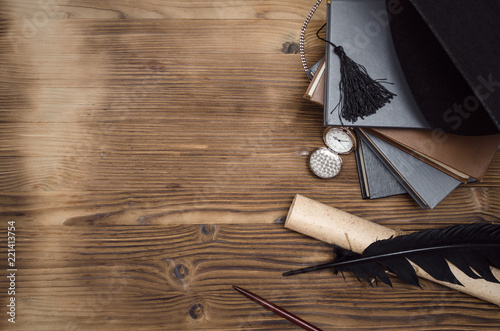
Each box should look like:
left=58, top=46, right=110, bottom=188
left=283, top=223, right=500, bottom=287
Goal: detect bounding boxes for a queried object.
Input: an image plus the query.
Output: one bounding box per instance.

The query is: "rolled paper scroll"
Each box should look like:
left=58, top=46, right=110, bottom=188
left=284, top=194, right=500, bottom=307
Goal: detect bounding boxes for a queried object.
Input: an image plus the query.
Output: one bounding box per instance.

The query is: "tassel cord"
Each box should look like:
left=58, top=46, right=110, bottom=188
left=316, top=22, right=336, bottom=48
left=316, top=22, right=396, bottom=123
left=316, top=23, right=346, bottom=124
left=283, top=242, right=500, bottom=277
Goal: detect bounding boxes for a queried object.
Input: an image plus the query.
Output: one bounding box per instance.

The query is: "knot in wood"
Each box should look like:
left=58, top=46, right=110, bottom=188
left=281, top=41, right=299, bottom=54
left=201, top=224, right=215, bottom=236
left=173, top=264, right=189, bottom=279
left=188, top=303, right=204, bottom=320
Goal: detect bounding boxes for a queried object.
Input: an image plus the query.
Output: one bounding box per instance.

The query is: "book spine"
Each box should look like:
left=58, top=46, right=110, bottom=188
left=323, top=1, right=332, bottom=126
left=354, top=139, right=369, bottom=199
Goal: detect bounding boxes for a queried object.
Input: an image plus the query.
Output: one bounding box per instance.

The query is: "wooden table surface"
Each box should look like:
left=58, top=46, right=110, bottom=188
left=1, top=1, right=500, bottom=330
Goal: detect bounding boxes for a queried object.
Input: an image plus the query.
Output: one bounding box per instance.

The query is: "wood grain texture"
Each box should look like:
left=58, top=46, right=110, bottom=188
left=1, top=1, right=500, bottom=330
left=0, top=0, right=328, bottom=20
left=3, top=224, right=500, bottom=330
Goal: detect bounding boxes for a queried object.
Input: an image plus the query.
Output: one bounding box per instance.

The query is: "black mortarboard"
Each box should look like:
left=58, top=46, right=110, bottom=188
left=388, top=0, right=500, bottom=135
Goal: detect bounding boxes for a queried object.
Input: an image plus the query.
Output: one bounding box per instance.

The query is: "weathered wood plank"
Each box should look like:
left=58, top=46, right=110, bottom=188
left=1, top=1, right=500, bottom=329
left=1, top=224, right=500, bottom=330
left=1, top=19, right=324, bottom=90
left=0, top=184, right=499, bottom=227
left=0, top=0, right=328, bottom=20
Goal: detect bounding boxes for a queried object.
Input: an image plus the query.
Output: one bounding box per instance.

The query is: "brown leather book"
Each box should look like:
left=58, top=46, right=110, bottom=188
left=365, top=128, right=500, bottom=182
left=305, top=62, right=500, bottom=182
left=303, top=59, right=325, bottom=107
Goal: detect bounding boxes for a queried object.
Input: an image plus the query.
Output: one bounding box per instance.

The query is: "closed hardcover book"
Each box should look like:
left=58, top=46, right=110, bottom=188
left=355, top=136, right=407, bottom=200
left=304, top=59, right=325, bottom=106
left=366, top=128, right=500, bottom=182
left=357, top=129, right=462, bottom=209
left=305, top=62, right=500, bottom=183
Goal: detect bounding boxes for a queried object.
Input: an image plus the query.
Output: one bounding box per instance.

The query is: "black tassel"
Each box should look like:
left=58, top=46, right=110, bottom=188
left=317, top=23, right=396, bottom=123
left=283, top=223, right=500, bottom=288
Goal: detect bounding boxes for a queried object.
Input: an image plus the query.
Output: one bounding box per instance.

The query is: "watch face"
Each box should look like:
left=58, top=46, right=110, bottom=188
left=323, top=127, right=355, bottom=154
left=309, top=147, right=342, bottom=179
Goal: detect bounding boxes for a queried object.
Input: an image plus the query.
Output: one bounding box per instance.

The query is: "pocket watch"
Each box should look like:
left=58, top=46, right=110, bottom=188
left=323, top=126, right=357, bottom=154
left=309, top=147, right=343, bottom=179
left=309, top=127, right=356, bottom=179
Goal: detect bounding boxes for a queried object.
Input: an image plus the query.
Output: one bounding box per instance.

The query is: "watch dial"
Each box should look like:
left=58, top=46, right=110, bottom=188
left=309, top=148, right=342, bottom=179
left=325, top=128, right=354, bottom=154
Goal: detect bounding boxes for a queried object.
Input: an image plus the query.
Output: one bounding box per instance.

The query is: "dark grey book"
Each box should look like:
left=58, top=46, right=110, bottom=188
left=357, top=129, right=462, bottom=209
left=324, top=0, right=429, bottom=129
left=355, top=137, right=407, bottom=200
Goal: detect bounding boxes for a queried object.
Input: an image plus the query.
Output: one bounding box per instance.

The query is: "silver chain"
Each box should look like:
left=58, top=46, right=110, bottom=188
left=300, top=0, right=323, bottom=74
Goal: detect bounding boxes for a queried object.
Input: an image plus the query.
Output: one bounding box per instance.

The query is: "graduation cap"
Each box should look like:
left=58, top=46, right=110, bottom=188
left=389, top=0, right=500, bottom=136
left=323, top=0, right=499, bottom=136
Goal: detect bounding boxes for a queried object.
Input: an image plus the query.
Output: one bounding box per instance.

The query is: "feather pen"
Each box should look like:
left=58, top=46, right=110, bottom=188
left=283, top=223, right=500, bottom=288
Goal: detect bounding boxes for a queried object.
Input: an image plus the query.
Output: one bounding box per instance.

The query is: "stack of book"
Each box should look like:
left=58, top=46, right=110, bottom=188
left=305, top=0, right=500, bottom=209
